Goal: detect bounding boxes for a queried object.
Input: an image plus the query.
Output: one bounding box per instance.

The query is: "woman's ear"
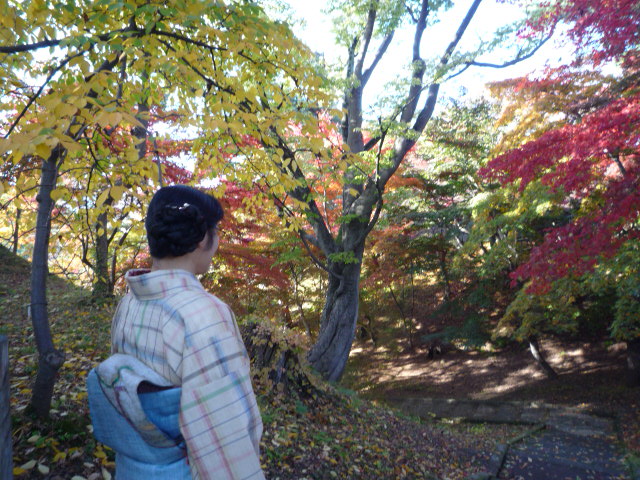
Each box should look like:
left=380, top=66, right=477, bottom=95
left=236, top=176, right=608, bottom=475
left=197, top=232, right=210, bottom=250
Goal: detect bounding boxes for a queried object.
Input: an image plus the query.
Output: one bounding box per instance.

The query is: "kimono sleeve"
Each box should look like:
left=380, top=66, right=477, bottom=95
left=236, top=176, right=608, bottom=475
left=164, top=294, right=264, bottom=480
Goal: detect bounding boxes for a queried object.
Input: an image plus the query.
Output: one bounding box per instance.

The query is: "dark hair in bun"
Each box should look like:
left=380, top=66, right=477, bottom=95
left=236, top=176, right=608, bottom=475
left=145, top=185, right=223, bottom=258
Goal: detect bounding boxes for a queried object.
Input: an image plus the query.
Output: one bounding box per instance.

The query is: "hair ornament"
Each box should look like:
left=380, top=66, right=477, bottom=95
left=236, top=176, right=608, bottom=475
left=168, top=202, right=192, bottom=210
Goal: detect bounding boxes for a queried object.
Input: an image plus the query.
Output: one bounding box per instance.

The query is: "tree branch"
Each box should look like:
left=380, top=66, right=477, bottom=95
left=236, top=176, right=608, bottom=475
left=377, top=0, right=483, bottom=191
left=362, top=32, right=394, bottom=87
left=355, top=2, right=378, bottom=78
left=4, top=50, right=84, bottom=138
left=341, top=37, right=359, bottom=142
left=446, top=32, right=553, bottom=81
left=298, top=230, right=342, bottom=279
left=0, top=39, right=60, bottom=53
left=400, top=0, right=429, bottom=123
left=0, top=27, right=139, bottom=54
left=156, top=38, right=235, bottom=95
left=267, top=130, right=337, bottom=254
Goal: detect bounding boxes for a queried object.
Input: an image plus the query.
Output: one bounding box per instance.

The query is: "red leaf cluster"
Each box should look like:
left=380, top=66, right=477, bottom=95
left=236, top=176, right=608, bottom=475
left=528, top=0, right=640, bottom=65
left=482, top=95, right=640, bottom=193
left=482, top=91, right=640, bottom=290
left=511, top=167, right=640, bottom=293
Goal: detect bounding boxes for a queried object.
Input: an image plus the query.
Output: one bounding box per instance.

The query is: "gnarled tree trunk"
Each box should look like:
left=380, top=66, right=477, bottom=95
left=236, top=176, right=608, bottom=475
left=308, top=259, right=363, bottom=382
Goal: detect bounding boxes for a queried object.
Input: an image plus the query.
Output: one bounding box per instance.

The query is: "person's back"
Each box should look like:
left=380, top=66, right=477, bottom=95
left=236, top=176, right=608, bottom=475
left=89, top=185, right=265, bottom=480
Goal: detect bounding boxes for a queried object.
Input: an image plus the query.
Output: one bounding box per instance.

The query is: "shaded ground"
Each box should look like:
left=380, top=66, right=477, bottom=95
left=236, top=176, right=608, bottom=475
left=499, top=425, right=629, bottom=480
left=345, top=338, right=629, bottom=402
left=344, top=336, right=640, bottom=478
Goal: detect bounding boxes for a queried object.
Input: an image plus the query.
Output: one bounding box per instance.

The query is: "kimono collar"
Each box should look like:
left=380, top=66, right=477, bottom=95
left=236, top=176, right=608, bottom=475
left=125, top=269, right=203, bottom=300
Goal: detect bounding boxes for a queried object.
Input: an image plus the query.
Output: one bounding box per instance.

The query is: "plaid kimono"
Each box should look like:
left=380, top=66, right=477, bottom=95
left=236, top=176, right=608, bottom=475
left=111, top=269, right=264, bottom=480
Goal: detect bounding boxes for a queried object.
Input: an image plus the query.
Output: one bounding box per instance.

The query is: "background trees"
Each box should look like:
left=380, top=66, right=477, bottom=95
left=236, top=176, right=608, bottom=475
left=268, top=0, right=550, bottom=381
left=1, top=0, right=638, bottom=422
left=472, top=0, right=640, bottom=382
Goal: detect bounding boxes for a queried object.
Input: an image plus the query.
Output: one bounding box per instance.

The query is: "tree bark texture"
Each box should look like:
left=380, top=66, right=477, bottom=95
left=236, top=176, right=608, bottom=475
left=308, top=259, right=363, bottom=382
left=0, top=336, right=13, bottom=480
left=92, top=209, right=112, bottom=298
left=29, top=154, right=66, bottom=418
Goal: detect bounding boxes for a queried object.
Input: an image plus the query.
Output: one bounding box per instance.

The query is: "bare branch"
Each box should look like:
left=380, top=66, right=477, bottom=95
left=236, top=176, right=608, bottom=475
left=400, top=0, right=429, bottom=123
left=446, top=32, right=553, bottom=81
left=355, top=3, right=378, bottom=78
left=298, top=231, right=342, bottom=279
left=341, top=37, right=359, bottom=141
left=404, top=1, right=419, bottom=23
left=0, top=27, right=140, bottom=54
left=438, top=0, right=483, bottom=70
left=362, top=32, right=394, bottom=87
left=150, top=28, right=227, bottom=52
left=0, top=39, right=60, bottom=53
left=363, top=136, right=381, bottom=151
left=110, top=225, right=132, bottom=287
left=376, top=0, right=483, bottom=191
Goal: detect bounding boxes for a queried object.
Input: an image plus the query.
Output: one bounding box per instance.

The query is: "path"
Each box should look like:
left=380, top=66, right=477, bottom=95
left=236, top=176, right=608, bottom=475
left=384, top=397, right=636, bottom=480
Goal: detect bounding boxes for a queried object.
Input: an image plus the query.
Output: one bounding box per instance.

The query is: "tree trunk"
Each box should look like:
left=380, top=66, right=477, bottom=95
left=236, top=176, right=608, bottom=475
left=626, top=338, right=640, bottom=387
left=1, top=335, right=12, bottom=480
left=528, top=337, right=558, bottom=379
left=439, top=250, right=452, bottom=303
left=29, top=154, right=65, bottom=418
left=12, top=208, right=21, bottom=254
left=438, top=249, right=453, bottom=322
left=308, top=259, right=362, bottom=382
left=92, top=209, right=112, bottom=299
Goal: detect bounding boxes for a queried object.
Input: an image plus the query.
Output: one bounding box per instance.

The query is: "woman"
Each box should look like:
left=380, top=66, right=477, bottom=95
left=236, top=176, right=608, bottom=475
left=88, top=185, right=264, bottom=480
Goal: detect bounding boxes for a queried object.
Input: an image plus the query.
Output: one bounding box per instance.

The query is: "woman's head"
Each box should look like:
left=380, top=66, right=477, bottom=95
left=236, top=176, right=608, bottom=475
left=145, top=185, right=223, bottom=259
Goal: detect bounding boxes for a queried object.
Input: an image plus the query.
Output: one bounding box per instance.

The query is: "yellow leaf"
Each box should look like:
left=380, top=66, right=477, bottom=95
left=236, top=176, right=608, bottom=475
left=50, top=188, right=65, bottom=201
left=35, top=143, right=51, bottom=159
left=110, top=186, right=126, bottom=202
left=95, top=189, right=110, bottom=207
left=53, top=452, right=67, bottom=462
left=13, top=467, right=26, bottom=475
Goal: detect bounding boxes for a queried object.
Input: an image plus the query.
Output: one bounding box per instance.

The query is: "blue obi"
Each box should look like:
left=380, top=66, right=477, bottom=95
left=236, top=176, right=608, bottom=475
left=87, top=367, right=191, bottom=479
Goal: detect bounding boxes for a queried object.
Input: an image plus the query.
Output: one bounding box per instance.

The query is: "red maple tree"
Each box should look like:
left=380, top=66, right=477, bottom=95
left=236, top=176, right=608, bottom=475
left=482, top=0, right=640, bottom=294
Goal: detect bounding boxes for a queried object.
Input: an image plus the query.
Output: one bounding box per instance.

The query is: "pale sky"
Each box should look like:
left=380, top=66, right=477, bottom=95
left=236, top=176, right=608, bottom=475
left=285, top=0, right=571, bottom=107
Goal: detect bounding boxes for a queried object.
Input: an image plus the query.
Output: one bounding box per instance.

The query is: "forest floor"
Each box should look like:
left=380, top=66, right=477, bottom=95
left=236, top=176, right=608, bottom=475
left=2, top=244, right=639, bottom=479
left=343, top=330, right=640, bottom=477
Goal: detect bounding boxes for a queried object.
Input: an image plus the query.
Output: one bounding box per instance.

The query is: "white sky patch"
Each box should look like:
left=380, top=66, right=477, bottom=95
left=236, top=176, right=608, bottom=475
left=286, top=0, right=574, bottom=106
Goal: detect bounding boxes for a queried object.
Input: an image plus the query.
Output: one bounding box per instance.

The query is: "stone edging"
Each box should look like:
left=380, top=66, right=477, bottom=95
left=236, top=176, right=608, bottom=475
left=383, top=397, right=616, bottom=437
